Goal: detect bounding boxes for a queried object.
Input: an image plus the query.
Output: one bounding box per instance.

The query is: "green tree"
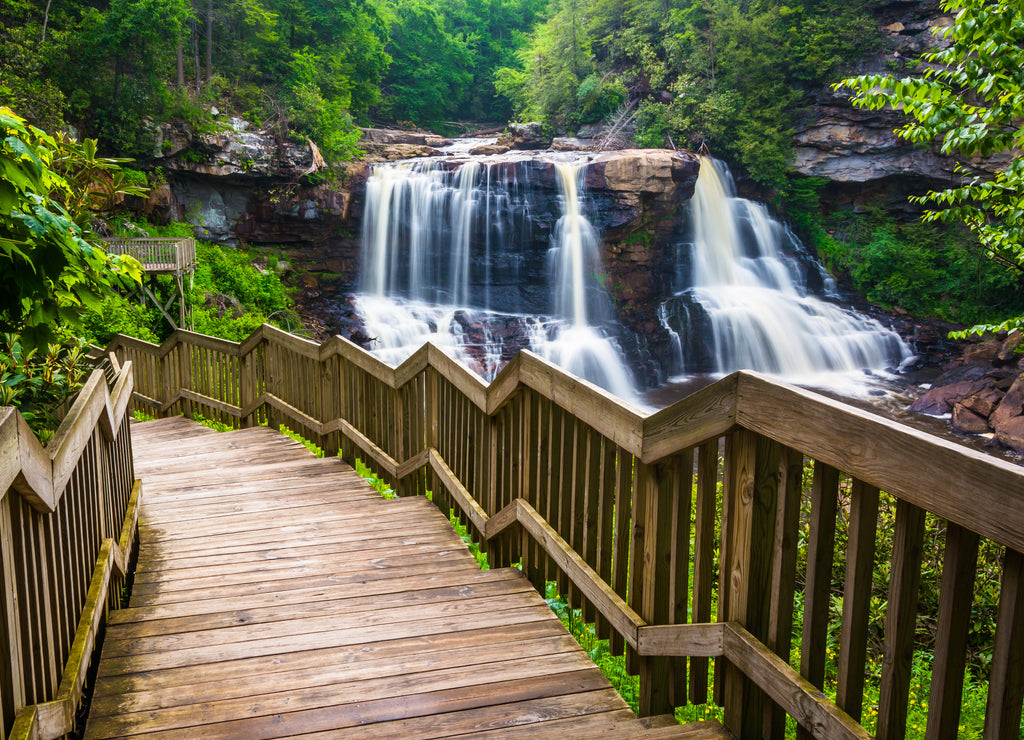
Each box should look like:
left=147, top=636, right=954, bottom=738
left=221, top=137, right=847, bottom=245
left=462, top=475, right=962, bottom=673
left=376, top=1, right=473, bottom=126
left=837, top=0, right=1024, bottom=334
left=0, top=108, right=143, bottom=349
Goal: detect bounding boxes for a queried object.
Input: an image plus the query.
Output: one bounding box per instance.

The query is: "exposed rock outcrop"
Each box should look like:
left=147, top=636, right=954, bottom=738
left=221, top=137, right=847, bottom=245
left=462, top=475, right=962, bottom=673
left=791, top=0, right=1008, bottom=205
left=911, top=332, right=1024, bottom=454
left=497, top=122, right=553, bottom=150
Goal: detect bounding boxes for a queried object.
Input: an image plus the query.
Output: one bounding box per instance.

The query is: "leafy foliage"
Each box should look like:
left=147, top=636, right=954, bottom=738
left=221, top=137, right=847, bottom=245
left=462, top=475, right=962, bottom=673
left=0, top=108, right=143, bottom=350
left=837, top=0, right=1024, bottom=335
left=0, top=332, right=90, bottom=443
left=376, top=1, right=473, bottom=126
left=498, top=0, right=878, bottom=187
left=785, top=187, right=1023, bottom=326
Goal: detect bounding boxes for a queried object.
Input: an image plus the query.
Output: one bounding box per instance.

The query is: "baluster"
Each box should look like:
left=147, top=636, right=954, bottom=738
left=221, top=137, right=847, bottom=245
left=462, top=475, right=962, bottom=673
left=877, top=499, right=925, bottom=740
left=925, top=522, right=979, bottom=740
left=983, top=547, right=1024, bottom=740
left=669, top=449, right=694, bottom=709
left=837, top=479, right=881, bottom=723
left=795, top=461, right=839, bottom=740
left=764, top=447, right=803, bottom=738
left=610, top=446, right=634, bottom=658
left=691, top=440, right=718, bottom=705
left=595, top=434, right=616, bottom=642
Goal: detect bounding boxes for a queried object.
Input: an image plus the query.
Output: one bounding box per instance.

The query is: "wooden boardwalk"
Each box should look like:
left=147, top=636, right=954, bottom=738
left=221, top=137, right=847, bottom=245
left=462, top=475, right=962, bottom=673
left=84, top=417, right=729, bottom=740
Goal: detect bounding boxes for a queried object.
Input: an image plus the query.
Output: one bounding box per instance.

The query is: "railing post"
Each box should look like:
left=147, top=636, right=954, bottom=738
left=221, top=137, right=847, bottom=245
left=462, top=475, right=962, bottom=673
left=178, top=338, right=193, bottom=420
left=721, top=430, right=780, bottom=739
left=0, top=495, right=25, bottom=734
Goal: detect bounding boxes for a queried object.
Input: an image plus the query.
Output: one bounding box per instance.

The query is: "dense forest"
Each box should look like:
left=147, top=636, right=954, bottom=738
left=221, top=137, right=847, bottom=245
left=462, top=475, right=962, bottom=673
left=2, top=0, right=883, bottom=185
left=0, top=0, right=546, bottom=162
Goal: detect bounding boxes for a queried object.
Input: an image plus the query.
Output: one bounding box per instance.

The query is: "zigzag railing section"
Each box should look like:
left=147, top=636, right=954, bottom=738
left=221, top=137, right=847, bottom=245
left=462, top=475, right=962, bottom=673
left=105, top=325, right=1024, bottom=740
left=1, top=358, right=141, bottom=740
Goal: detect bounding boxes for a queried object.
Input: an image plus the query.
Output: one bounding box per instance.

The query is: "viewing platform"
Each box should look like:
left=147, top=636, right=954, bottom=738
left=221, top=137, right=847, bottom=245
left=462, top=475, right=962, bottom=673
left=101, top=238, right=197, bottom=331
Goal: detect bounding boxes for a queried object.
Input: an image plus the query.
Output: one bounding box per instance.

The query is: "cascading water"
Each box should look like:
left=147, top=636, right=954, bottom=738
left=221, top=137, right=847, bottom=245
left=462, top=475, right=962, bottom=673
left=530, top=163, right=635, bottom=400
left=662, top=157, right=911, bottom=386
left=355, top=154, right=635, bottom=400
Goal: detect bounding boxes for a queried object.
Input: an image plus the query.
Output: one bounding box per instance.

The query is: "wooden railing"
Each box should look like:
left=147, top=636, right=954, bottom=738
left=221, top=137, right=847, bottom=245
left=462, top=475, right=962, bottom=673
left=1, top=359, right=141, bottom=740
left=101, top=237, right=197, bottom=273
left=106, top=325, right=1024, bottom=740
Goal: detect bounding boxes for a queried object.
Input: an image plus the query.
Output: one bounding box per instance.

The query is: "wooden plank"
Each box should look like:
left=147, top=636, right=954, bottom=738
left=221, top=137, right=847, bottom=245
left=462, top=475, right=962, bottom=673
left=641, top=374, right=738, bottom=462
left=925, top=522, right=978, bottom=740
left=723, top=624, right=872, bottom=740
left=800, top=462, right=839, bottom=698
left=91, top=634, right=590, bottom=717
left=837, top=480, right=879, bottom=723
left=690, top=440, right=718, bottom=704
left=87, top=669, right=615, bottom=740
left=721, top=430, right=757, bottom=737
left=766, top=447, right=802, bottom=739
left=507, top=501, right=645, bottom=645
left=983, top=548, right=1024, bottom=740
left=636, top=623, right=725, bottom=657
left=736, top=372, right=1024, bottom=554
left=876, top=499, right=925, bottom=740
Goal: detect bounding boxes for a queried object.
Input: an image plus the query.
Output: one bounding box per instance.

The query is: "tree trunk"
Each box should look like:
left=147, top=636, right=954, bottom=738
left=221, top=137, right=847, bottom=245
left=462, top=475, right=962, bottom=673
left=205, top=0, right=213, bottom=83
left=177, top=42, right=185, bottom=86
left=41, top=0, right=52, bottom=42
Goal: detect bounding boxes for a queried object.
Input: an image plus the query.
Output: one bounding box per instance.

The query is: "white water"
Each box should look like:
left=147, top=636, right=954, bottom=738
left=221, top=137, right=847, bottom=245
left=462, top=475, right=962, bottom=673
left=673, top=158, right=911, bottom=388
left=533, top=164, right=636, bottom=401
left=355, top=158, right=636, bottom=400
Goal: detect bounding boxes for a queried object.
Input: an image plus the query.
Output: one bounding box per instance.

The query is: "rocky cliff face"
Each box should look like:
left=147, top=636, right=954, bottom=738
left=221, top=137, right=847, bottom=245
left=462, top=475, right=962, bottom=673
left=792, top=0, right=963, bottom=206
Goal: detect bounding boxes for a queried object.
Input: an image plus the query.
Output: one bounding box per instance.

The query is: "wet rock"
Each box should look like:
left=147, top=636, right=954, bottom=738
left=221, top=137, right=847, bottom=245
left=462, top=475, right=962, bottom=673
left=997, top=331, right=1023, bottom=364
left=496, top=122, right=552, bottom=150
left=952, top=404, right=991, bottom=434
left=995, top=416, right=1024, bottom=453
left=962, top=338, right=1003, bottom=364
left=933, top=363, right=991, bottom=386
left=469, top=143, right=512, bottom=156
left=362, top=143, right=441, bottom=162
left=359, top=128, right=448, bottom=147
left=959, top=386, right=1006, bottom=419
left=909, top=380, right=991, bottom=415
left=990, top=376, right=1024, bottom=430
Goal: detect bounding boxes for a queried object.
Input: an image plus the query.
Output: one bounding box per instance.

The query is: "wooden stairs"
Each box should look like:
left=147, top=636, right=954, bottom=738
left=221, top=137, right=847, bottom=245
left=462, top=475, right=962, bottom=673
left=84, top=416, right=731, bottom=739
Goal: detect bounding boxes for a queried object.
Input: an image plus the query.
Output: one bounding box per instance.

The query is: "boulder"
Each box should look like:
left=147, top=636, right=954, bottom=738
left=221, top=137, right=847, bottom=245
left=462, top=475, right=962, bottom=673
left=496, top=123, right=552, bottom=150
left=589, top=149, right=700, bottom=201
left=909, top=380, right=991, bottom=415
left=469, top=143, right=512, bottom=156
left=952, top=404, right=991, bottom=434
left=362, top=143, right=441, bottom=162
left=359, top=128, right=448, bottom=147
left=959, top=386, right=1005, bottom=419
left=990, top=376, right=1024, bottom=429
left=995, top=416, right=1024, bottom=453
left=997, top=331, right=1023, bottom=364
left=962, top=338, right=1003, bottom=365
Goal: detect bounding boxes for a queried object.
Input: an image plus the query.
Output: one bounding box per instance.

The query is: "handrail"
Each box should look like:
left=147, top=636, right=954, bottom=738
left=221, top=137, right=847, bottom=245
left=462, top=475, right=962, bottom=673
left=1, top=362, right=141, bottom=739
left=101, top=237, right=196, bottom=273
left=105, top=325, right=1024, bottom=740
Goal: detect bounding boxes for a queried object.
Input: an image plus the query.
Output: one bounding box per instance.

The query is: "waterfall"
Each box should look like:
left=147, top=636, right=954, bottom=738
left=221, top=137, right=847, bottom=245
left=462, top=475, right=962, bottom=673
left=355, top=156, right=635, bottom=400
left=532, top=163, right=635, bottom=400
left=665, top=157, right=911, bottom=383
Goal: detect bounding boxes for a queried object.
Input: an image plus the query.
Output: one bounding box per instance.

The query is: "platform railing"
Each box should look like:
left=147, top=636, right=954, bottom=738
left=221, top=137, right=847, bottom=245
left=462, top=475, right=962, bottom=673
left=106, top=324, right=1024, bottom=740
left=1, top=359, right=141, bottom=740
left=101, top=237, right=196, bottom=273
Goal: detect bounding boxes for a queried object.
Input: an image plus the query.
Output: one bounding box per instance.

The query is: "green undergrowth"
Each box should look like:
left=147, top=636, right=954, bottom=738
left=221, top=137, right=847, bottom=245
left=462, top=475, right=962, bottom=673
left=83, top=219, right=303, bottom=347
